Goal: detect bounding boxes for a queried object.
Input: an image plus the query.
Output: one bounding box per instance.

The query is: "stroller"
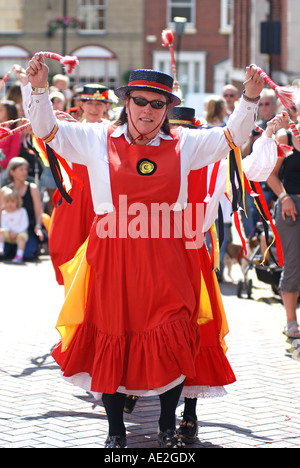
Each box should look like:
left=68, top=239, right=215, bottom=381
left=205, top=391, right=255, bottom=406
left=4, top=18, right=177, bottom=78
left=236, top=221, right=283, bottom=299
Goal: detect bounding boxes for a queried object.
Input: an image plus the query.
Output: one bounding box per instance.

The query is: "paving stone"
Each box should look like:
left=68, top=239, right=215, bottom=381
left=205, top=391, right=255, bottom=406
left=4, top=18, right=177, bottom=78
left=1, top=258, right=300, bottom=448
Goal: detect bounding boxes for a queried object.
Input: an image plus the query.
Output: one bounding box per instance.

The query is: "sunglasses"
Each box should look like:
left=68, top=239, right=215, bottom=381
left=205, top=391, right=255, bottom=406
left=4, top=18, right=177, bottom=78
left=129, top=96, right=167, bottom=110
left=223, top=94, right=235, bottom=98
left=259, top=102, right=271, bottom=107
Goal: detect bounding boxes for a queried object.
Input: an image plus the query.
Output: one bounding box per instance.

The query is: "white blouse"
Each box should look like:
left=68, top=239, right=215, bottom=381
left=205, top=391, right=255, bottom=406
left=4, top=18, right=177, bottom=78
left=28, top=90, right=260, bottom=215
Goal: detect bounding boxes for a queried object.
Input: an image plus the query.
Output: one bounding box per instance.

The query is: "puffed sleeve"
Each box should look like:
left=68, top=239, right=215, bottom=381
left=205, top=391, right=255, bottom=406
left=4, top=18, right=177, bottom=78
left=28, top=92, right=108, bottom=166
left=181, top=97, right=259, bottom=171
left=242, top=135, right=277, bottom=181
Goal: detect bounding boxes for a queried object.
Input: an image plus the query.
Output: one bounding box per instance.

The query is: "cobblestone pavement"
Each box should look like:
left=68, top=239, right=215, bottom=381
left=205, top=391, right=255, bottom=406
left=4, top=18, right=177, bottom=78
left=0, top=257, right=299, bottom=448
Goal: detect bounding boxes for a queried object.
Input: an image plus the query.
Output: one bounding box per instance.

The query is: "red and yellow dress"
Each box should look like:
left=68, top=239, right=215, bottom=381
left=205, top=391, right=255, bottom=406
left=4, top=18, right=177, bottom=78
left=182, top=167, right=236, bottom=398
left=52, top=128, right=204, bottom=396
left=48, top=163, right=95, bottom=285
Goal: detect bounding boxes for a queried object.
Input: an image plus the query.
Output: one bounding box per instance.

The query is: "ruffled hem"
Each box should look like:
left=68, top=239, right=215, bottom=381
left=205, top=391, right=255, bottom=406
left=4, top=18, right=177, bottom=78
left=184, top=345, right=236, bottom=387
left=60, top=371, right=186, bottom=398
left=182, top=385, right=228, bottom=399
left=52, top=317, right=200, bottom=395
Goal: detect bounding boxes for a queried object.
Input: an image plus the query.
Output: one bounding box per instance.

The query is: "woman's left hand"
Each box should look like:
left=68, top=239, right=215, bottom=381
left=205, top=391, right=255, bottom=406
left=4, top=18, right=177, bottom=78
left=265, top=111, right=290, bottom=138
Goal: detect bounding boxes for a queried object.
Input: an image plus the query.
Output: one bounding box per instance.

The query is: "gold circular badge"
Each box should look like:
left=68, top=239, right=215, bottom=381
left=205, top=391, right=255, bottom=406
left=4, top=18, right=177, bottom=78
left=137, top=159, right=157, bottom=176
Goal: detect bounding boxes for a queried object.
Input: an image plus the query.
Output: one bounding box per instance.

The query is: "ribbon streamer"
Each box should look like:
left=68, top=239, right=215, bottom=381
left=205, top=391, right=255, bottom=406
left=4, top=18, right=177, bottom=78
left=0, top=121, right=31, bottom=141
left=39, top=51, right=79, bottom=74
left=248, top=64, right=296, bottom=109
left=0, top=70, right=11, bottom=92
left=162, top=29, right=177, bottom=79
left=247, top=179, right=284, bottom=267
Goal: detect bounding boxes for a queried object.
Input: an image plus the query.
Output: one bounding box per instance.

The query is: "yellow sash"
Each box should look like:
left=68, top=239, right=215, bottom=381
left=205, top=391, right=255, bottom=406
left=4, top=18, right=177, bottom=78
left=55, top=238, right=91, bottom=352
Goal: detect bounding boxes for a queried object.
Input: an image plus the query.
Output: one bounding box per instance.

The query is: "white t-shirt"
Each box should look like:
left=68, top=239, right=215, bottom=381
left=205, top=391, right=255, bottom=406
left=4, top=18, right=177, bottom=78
left=1, top=208, right=29, bottom=233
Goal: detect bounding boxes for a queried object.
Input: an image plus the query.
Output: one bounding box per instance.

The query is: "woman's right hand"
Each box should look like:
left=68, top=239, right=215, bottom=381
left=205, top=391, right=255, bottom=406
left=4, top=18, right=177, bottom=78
left=26, top=53, right=49, bottom=89
left=282, top=196, right=297, bottom=222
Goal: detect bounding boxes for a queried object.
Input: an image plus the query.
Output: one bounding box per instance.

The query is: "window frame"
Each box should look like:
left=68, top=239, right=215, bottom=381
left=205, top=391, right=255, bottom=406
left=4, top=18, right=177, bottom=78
left=77, top=0, right=107, bottom=34
left=153, top=50, right=207, bottom=97
left=0, top=0, right=24, bottom=34
left=167, top=0, right=196, bottom=30
left=220, top=0, right=233, bottom=34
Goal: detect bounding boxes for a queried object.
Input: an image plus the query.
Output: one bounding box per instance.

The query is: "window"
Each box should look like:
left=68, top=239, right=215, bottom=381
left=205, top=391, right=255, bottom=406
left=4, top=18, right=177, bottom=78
left=167, top=0, right=195, bottom=29
left=0, top=0, right=23, bottom=33
left=70, top=45, right=118, bottom=89
left=0, top=45, right=30, bottom=95
left=153, top=50, right=206, bottom=97
left=78, top=0, right=107, bottom=33
left=220, top=0, right=233, bottom=33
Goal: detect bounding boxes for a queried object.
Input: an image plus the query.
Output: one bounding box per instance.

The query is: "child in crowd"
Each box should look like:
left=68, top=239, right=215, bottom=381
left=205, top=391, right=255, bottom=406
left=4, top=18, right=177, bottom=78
left=0, top=187, right=29, bottom=263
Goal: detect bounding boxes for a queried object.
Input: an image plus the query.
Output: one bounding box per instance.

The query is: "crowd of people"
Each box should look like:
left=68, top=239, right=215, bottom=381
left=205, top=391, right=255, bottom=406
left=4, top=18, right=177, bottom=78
left=1, top=53, right=300, bottom=448
left=0, top=65, right=117, bottom=262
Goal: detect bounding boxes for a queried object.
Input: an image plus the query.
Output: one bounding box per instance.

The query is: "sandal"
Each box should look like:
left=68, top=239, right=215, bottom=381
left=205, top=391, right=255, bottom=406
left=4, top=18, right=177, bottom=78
left=283, top=321, right=300, bottom=339
left=178, top=414, right=198, bottom=444
left=105, top=435, right=128, bottom=448
left=158, top=429, right=185, bottom=448
left=124, top=395, right=139, bottom=414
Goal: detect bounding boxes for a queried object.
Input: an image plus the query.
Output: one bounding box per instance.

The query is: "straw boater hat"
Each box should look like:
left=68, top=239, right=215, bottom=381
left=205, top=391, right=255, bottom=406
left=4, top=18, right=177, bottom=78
left=115, top=69, right=181, bottom=107
left=80, top=84, right=110, bottom=102
left=168, top=106, right=203, bottom=128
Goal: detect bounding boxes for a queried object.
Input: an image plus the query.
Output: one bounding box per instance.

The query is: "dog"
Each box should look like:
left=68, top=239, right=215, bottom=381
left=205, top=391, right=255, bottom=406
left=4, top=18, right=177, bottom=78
left=224, top=236, right=259, bottom=281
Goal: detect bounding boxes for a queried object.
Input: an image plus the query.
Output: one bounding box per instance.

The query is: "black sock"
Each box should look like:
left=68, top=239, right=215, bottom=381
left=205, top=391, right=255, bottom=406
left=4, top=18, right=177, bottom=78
left=102, top=392, right=126, bottom=437
left=183, top=397, right=197, bottom=419
left=159, top=381, right=185, bottom=432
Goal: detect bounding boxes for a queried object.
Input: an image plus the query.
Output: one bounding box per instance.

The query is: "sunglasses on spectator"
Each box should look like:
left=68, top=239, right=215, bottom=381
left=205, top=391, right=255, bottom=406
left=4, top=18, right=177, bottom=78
left=129, top=96, right=167, bottom=109
left=223, top=94, right=235, bottom=98
left=259, top=102, right=271, bottom=107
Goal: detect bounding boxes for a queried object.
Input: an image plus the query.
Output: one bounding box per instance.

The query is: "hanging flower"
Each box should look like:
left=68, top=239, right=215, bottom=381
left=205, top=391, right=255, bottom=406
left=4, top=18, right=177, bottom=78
left=47, top=16, right=82, bottom=37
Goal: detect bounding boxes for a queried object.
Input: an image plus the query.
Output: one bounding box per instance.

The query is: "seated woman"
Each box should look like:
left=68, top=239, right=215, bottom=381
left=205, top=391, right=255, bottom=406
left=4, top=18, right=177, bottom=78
left=0, top=157, right=44, bottom=260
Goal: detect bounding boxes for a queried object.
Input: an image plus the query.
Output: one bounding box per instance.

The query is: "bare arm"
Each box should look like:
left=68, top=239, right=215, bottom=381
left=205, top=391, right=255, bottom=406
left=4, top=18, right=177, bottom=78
left=267, top=130, right=297, bottom=222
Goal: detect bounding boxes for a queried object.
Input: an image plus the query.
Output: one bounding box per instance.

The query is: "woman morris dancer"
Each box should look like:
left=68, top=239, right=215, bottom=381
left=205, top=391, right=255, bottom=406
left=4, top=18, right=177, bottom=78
left=26, top=53, right=264, bottom=448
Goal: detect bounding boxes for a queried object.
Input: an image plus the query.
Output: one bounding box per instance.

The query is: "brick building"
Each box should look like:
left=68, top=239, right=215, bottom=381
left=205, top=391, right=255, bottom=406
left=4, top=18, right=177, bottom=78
left=144, top=0, right=231, bottom=96
left=0, top=0, right=144, bottom=89
left=0, top=0, right=299, bottom=101
left=231, top=0, right=300, bottom=90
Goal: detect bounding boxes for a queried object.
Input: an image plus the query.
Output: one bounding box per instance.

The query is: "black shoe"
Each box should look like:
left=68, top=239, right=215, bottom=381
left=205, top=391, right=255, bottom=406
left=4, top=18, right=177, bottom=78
left=105, top=435, right=128, bottom=448
left=178, top=414, right=198, bottom=444
left=158, top=429, right=185, bottom=448
left=124, top=395, right=139, bottom=414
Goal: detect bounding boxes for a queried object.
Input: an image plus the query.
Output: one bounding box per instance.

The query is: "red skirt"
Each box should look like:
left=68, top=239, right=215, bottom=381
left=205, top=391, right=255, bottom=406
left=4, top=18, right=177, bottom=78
left=52, top=212, right=202, bottom=395
left=183, top=245, right=236, bottom=397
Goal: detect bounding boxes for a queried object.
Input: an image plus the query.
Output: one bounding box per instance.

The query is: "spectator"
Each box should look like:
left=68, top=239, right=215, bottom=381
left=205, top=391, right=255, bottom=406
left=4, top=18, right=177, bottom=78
left=0, top=187, right=29, bottom=263
left=222, top=84, right=239, bottom=121
left=0, top=157, right=44, bottom=260
left=267, top=118, right=300, bottom=339
left=6, top=80, right=25, bottom=118
left=205, top=95, right=227, bottom=128
left=242, top=88, right=277, bottom=157
left=50, top=91, right=66, bottom=111
left=52, top=73, right=73, bottom=109
left=240, top=89, right=278, bottom=238
left=0, top=100, right=22, bottom=183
